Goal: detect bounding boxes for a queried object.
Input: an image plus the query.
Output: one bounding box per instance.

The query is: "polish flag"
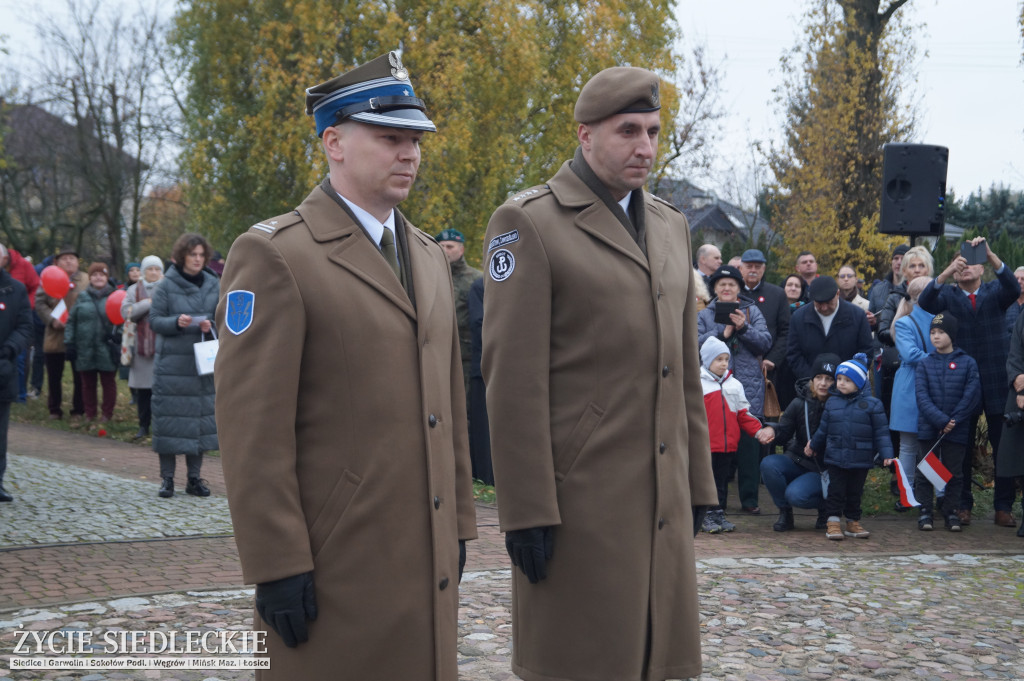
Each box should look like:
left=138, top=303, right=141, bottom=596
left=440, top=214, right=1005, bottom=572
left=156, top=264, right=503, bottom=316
left=893, top=460, right=920, bottom=508
left=52, top=299, right=68, bottom=324
left=918, top=451, right=953, bottom=493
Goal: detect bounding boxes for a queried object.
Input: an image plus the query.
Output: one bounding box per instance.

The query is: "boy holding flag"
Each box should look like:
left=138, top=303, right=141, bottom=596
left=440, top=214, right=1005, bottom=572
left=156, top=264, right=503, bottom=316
left=915, top=313, right=982, bottom=531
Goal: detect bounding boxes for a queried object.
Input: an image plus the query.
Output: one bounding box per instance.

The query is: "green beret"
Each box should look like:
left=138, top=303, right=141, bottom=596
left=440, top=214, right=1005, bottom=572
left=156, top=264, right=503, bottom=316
left=435, top=229, right=465, bottom=243
left=574, top=66, right=661, bottom=124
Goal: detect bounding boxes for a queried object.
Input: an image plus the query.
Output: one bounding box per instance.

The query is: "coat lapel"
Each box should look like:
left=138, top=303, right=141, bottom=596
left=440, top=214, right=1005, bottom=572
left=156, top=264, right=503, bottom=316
left=643, top=198, right=670, bottom=288
left=297, top=187, right=416, bottom=320
left=406, top=225, right=439, bottom=328
left=548, top=162, right=649, bottom=271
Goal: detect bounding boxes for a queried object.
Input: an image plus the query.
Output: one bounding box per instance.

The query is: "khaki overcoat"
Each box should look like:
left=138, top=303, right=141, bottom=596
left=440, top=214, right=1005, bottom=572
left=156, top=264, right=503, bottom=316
left=215, top=185, right=477, bottom=681
left=35, top=270, right=89, bottom=353
left=482, top=161, right=718, bottom=681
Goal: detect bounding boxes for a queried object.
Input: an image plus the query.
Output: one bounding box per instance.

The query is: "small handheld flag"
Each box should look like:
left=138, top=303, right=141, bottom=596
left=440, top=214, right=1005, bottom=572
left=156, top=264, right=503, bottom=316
left=918, top=450, right=953, bottom=493
left=893, top=460, right=920, bottom=508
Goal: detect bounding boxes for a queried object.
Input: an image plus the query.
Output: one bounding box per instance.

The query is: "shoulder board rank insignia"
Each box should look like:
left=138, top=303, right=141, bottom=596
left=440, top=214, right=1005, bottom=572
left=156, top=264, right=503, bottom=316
left=508, top=185, right=550, bottom=205
left=250, top=211, right=302, bottom=235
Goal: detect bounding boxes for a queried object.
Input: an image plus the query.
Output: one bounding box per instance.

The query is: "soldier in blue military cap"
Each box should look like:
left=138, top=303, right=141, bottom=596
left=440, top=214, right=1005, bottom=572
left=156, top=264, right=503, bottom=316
left=216, top=51, right=476, bottom=680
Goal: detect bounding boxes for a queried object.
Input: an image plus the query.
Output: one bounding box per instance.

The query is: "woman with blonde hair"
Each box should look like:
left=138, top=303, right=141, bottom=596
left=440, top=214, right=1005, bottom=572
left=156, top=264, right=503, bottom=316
left=888, top=277, right=935, bottom=512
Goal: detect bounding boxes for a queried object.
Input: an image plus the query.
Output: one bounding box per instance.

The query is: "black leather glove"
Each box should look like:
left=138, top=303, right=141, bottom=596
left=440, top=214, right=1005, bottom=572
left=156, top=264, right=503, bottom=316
left=505, top=526, right=554, bottom=584
left=458, top=539, right=466, bottom=583
left=255, top=571, right=317, bottom=648
left=64, top=344, right=77, bottom=363
left=693, top=506, right=707, bottom=537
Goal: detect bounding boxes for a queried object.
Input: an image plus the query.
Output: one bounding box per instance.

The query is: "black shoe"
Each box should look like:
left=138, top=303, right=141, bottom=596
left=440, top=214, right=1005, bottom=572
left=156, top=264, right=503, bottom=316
left=945, top=514, right=961, bottom=532
left=773, top=508, right=794, bottom=532
left=918, top=514, right=933, bottom=531
left=815, top=510, right=828, bottom=530
left=132, top=427, right=149, bottom=440
left=158, top=477, right=174, bottom=498
left=894, top=500, right=911, bottom=512
left=0, top=485, right=12, bottom=502
left=186, top=477, right=210, bottom=497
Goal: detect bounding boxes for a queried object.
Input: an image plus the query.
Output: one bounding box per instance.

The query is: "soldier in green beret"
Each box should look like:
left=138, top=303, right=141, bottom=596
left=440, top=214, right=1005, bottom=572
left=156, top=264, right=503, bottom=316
left=435, top=229, right=482, bottom=399
left=483, top=66, right=718, bottom=681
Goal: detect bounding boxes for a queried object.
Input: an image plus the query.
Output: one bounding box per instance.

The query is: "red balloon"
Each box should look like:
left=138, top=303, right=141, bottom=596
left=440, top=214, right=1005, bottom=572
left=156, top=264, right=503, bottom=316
left=41, top=265, right=70, bottom=298
left=106, top=289, right=127, bottom=325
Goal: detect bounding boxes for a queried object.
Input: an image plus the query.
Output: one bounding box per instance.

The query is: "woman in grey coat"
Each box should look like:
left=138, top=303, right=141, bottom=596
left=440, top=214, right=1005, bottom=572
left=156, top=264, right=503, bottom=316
left=121, top=255, right=164, bottom=440
left=150, top=234, right=220, bottom=498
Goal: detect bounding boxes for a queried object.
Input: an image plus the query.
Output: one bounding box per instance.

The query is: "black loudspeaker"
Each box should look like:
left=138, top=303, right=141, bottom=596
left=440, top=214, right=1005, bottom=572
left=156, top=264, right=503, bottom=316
left=880, top=143, right=948, bottom=236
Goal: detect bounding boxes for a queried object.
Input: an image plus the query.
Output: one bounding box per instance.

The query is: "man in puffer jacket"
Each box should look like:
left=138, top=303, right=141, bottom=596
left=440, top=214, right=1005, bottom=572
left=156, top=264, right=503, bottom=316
left=700, top=337, right=767, bottom=533
left=807, top=353, right=894, bottom=540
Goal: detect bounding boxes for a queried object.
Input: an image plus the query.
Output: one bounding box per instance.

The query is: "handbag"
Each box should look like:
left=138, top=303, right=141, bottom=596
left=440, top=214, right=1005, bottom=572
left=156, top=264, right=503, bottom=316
left=762, top=367, right=782, bottom=420
left=194, top=328, right=219, bottom=376
left=121, top=319, right=137, bottom=366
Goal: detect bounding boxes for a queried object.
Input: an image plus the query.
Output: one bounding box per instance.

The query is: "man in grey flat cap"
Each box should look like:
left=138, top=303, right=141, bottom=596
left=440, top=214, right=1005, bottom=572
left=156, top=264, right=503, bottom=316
left=215, top=51, right=476, bottom=680
left=482, top=65, right=717, bottom=681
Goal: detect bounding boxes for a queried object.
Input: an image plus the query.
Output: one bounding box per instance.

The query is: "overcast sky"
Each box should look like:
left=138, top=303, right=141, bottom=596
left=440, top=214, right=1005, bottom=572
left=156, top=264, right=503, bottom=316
left=678, top=0, right=1024, bottom=197
left=3, top=0, right=1023, bottom=197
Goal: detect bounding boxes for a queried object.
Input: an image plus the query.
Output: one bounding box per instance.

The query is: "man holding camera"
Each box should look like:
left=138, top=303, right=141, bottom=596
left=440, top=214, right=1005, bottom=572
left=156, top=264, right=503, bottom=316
left=918, top=237, right=1020, bottom=527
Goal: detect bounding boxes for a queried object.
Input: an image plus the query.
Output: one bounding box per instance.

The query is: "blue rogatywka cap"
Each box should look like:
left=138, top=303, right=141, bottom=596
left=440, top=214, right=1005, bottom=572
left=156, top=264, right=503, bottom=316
left=305, top=51, right=436, bottom=136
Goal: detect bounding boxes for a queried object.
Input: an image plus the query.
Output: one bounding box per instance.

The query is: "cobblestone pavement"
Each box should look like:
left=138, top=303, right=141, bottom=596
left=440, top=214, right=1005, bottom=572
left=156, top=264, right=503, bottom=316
left=1, top=455, right=234, bottom=545
left=2, top=424, right=1023, bottom=680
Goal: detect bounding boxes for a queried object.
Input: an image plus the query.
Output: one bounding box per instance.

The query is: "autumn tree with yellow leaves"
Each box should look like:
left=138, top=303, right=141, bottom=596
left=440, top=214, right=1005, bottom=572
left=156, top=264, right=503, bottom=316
left=170, top=0, right=722, bottom=263
left=768, top=0, right=917, bottom=281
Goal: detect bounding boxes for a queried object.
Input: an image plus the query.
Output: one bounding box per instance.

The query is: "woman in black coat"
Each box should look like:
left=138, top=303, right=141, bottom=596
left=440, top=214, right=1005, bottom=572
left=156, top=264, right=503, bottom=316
left=999, top=311, right=1024, bottom=537
left=150, top=233, right=220, bottom=499
left=0, top=249, right=35, bottom=501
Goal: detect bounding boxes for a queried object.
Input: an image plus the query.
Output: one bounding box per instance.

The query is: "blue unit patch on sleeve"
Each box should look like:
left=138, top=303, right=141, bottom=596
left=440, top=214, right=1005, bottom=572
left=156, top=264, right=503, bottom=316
left=226, top=290, right=255, bottom=335
left=488, top=229, right=520, bottom=252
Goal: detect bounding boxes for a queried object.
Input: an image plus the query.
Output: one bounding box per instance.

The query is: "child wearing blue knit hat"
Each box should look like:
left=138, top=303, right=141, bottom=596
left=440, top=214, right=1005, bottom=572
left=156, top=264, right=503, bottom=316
left=807, top=353, right=895, bottom=540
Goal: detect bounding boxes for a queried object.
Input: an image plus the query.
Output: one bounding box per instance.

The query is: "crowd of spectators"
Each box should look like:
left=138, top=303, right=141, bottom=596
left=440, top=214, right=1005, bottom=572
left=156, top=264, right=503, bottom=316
left=693, top=238, right=1024, bottom=539
left=0, top=234, right=221, bottom=501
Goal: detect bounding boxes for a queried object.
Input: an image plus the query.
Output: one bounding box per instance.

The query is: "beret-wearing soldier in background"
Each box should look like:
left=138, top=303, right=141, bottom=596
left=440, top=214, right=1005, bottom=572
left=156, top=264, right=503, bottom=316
left=435, top=228, right=482, bottom=401
left=482, top=65, right=717, bottom=681
left=215, top=51, right=476, bottom=681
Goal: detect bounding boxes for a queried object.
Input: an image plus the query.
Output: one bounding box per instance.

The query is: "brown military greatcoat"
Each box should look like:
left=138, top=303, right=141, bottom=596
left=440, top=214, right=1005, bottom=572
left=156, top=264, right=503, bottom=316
left=215, top=184, right=477, bottom=681
left=482, top=161, right=717, bottom=681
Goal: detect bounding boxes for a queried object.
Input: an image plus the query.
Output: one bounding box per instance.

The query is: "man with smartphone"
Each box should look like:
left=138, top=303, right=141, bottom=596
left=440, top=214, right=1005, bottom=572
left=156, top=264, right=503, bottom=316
left=918, top=237, right=1020, bottom=527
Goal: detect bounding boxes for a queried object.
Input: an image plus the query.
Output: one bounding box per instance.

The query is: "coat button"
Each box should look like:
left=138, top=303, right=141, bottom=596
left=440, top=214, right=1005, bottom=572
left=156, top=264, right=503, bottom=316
left=434, top=496, right=441, bottom=509
left=428, top=414, right=437, bottom=427
left=662, top=366, right=670, bottom=377
left=658, top=518, right=665, bottom=530
left=659, top=442, right=666, bottom=453
left=439, top=577, right=449, bottom=590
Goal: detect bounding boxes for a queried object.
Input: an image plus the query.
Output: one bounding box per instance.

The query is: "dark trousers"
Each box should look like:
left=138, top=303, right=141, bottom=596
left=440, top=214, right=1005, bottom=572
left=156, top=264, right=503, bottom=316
left=136, top=388, right=153, bottom=430
left=736, top=432, right=762, bottom=508
left=16, top=351, right=26, bottom=402
left=467, top=376, right=493, bottom=486
left=915, top=440, right=966, bottom=518
left=824, top=465, right=869, bottom=521
left=711, top=451, right=738, bottom=510
left=29, top=324, right=45, bottom=392
left=159, top=453, right=203, bottom=479
left=79, top=370, right=117, bottom=420
left=967, top=412, right=1015, bottom=511
left=0, top=401, right=10, bottom=484
left=44, top=352, right=83, bottom=417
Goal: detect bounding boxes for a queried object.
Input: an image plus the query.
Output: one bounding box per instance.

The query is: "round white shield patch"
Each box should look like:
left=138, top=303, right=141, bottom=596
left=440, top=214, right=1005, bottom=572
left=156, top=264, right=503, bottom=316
left=489, top=249, right=516, bottom=281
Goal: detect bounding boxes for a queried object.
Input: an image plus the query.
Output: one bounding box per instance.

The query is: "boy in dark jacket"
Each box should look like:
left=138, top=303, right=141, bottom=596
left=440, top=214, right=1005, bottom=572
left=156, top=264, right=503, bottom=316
left=807, top=353, right=894, bottom=540
left=700, top=337, right=767, bottom=533
left=914, top=312, right=981, bottom=531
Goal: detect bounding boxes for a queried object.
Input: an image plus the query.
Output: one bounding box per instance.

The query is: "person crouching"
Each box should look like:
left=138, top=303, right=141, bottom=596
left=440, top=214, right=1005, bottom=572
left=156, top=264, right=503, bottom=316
left=806, top=353, right=895, bottom=540
left=700, top=337, right=768, bottom=533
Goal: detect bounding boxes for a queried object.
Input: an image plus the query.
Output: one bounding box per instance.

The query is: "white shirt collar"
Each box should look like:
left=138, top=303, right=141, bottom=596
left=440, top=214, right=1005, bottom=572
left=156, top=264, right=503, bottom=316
left=617, top=192, right=632, bottom=215
left=336, top=192, right=395, bottom=246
